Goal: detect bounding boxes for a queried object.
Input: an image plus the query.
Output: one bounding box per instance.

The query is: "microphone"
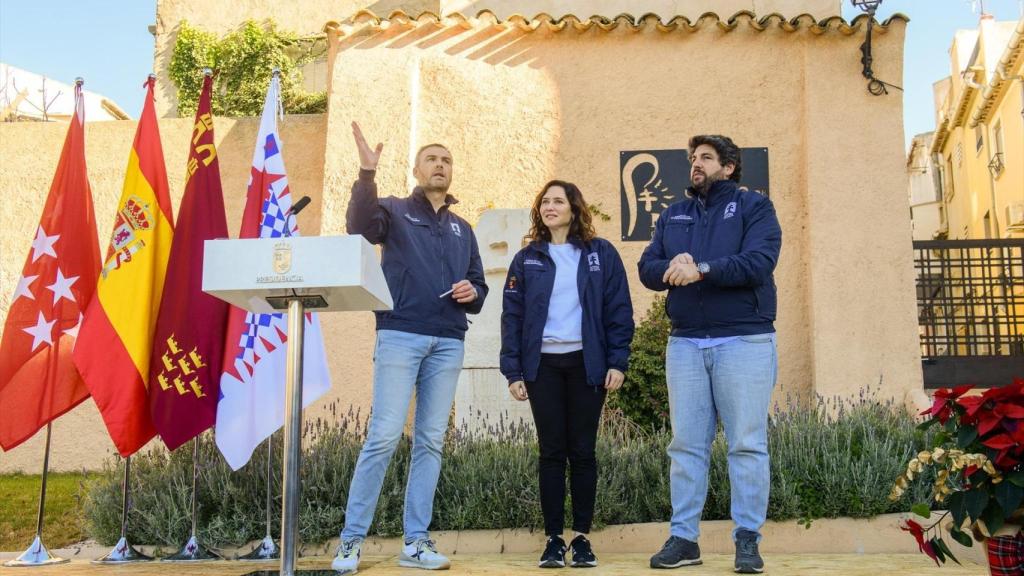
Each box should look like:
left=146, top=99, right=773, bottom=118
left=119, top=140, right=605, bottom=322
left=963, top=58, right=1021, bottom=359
left=287, top=196, right=311, bottom=217
left=283, top=196, right=312, bottom=238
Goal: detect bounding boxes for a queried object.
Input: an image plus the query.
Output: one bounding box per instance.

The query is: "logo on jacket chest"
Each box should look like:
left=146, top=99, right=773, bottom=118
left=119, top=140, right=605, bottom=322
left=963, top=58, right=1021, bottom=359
left=450, top=222, right=462, bottom=237
left=723, top=202, right=737, bottom=220
left=587, top=252, right=601, bottom=272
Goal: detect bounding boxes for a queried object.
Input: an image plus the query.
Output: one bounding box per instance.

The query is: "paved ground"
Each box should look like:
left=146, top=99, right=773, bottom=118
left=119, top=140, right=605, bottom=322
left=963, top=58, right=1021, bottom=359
left=0, top=553, right=988, bottom=575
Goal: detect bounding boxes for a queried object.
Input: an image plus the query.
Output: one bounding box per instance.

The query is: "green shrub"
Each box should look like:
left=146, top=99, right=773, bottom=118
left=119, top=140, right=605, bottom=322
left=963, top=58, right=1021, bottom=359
left=83, top=395, right=935, bottom=549
left=169, top=20, right=327, bottom=117
left=610, top=295, right=671, bottom=431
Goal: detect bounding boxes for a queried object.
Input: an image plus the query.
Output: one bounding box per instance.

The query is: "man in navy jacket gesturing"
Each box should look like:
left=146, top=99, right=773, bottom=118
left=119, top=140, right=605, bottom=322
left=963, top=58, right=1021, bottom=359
left=332, top=122, right=487, bottom=573
left=639, top=135, right=781, bottom=574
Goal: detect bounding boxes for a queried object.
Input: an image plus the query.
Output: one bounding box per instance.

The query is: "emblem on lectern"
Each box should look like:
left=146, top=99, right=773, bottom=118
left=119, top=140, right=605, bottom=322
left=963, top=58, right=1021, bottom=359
left=273, top=242, right=292, bottom=274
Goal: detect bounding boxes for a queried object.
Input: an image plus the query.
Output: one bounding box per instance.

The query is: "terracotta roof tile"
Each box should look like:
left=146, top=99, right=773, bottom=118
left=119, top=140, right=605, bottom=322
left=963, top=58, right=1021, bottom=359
left=325, top=9, right=909, bottom=36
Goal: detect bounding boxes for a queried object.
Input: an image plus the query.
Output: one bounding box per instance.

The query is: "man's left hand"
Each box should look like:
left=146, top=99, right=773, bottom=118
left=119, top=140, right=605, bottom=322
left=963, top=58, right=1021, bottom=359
left=451, top=280, right=478, bottom=303
left=663, top=261, right=701, bottom=286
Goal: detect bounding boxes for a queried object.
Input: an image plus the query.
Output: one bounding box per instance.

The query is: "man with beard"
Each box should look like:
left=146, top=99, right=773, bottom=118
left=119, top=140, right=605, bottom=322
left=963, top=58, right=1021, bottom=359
left=638, top=135, right=782, bottom=574
left=332, top=122, right=488, bottom=573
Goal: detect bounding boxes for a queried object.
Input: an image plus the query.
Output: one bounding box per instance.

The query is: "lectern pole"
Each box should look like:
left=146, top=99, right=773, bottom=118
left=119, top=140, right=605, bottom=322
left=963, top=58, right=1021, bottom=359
left=280, top=297, right=305, bottom=576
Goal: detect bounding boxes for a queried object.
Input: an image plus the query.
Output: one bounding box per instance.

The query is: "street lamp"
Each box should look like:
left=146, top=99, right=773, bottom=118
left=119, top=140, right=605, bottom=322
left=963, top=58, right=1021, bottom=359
left=850, top=0, right=897, bottom=95
left=851, top=0, right=882, bottom=11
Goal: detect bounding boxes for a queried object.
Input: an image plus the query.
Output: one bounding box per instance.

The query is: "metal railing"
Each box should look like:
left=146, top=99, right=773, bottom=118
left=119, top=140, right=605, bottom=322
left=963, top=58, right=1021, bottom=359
left=914, top=239, right=1024, bottom=388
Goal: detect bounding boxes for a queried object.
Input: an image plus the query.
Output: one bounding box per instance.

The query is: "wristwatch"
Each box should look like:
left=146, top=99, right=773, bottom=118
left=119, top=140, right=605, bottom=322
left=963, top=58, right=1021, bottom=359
left=697, top=262, right=710, bottom=280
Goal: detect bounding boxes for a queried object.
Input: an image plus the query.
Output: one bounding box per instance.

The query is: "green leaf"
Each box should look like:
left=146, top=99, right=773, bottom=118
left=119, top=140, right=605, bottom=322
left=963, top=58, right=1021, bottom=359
left=933, top=537, right=961, bottom=565
left=933, top=431, right=951, bottom=446
left=947, top=492, right=968, bottom=527
left=965, top=490, right=988, bottom=522
left=911, top=503, right=931, bottom=519
left=949, top=525, right=973, bottom=548
left=917, top=418, right=940, bottom=431
left=994, top=481, right=1024, bottom=516
left=1008, top=470, right=1024, bottom=488
left=928, top=536, right=946, bottom=563
left=982, top=500, right=1005, bottom=536
left=957, top=426, right=978, bottom=449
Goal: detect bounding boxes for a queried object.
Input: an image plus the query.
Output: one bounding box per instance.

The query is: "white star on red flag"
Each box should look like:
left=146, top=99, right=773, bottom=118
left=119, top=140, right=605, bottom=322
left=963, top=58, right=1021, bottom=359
left=22, top=312, right=56, bottom=352
left=30, top=226, right=60, bottom=262
left=62, top=313, right=83, bottom=340
left=12, top=275, right=38, bottom=302
left=46, top=268, right=79, bottom=305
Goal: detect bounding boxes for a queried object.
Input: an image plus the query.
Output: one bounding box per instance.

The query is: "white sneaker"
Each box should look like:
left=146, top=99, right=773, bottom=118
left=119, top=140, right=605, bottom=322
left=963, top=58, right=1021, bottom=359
left=398, top=538, right=451, bottom=570
left=331, top=538, right=362, bottom=573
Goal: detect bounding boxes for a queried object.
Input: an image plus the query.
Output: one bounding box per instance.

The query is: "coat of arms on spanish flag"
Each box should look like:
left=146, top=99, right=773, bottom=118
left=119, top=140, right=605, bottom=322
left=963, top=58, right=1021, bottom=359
left=74, top=76, right=174, bottom=456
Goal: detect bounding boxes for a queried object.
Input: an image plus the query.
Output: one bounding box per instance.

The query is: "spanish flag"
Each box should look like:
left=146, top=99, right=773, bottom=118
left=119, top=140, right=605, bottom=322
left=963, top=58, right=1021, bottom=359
left=74, top=76, right=174, bottom=456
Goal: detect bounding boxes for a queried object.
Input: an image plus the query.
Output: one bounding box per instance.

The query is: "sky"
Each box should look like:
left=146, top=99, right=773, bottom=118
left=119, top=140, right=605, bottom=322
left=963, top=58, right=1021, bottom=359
left=1, top=1, right=1023, bottom=149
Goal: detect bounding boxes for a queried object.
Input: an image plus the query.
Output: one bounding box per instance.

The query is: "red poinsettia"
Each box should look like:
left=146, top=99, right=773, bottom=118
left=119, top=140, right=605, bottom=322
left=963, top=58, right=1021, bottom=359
left=896, top=377, right=1024, bottom=567
left=923, top=384, right=973, bottom=424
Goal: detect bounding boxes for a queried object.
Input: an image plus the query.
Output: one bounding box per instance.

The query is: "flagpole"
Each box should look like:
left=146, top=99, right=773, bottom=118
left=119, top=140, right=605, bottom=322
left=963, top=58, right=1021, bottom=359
left=4, top=423, right=68, bottom=567
left=93, top=455, right=153, bottom=563
left=163, top=436, right=222, bottom=561
left=238, top=437, right=279, bottom=560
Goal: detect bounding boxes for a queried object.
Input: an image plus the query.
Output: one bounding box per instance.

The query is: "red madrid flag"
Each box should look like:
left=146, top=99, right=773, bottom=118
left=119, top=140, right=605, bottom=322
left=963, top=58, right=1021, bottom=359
left=0, top=84, right=102, bottom=450
left=147, top=74, right=229, bottom=450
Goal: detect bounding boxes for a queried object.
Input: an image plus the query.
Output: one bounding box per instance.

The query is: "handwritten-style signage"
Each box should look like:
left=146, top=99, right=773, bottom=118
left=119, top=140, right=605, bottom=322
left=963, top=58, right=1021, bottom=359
left=620, top=148, right=770, bottom=241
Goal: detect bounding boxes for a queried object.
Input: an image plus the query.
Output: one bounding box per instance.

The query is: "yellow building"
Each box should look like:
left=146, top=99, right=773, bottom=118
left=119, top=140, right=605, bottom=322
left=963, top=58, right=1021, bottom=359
left=930, top=16, right=1023, bottom=240
left=911, top=16, right=1024, bottom=386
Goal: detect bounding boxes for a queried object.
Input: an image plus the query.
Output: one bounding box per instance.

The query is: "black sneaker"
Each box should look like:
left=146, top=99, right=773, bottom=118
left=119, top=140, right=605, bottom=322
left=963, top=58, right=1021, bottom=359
left=569, top=534, right=597, bottom=568
left=650, top=536, right=702, bottom=568
left=734, top=530, right=764, bottom=574
left=539, top=535, right=567, bottom=568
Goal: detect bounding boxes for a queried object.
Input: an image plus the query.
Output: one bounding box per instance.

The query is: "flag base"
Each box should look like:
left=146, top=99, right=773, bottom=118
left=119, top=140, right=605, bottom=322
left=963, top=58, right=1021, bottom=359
left=162, top=535, right=222, bottom=561
left=92, top=536, right=154, bottom=563
left=3, top=535, right=68, bottom=566
left=238, top=535, right=280, bottom=560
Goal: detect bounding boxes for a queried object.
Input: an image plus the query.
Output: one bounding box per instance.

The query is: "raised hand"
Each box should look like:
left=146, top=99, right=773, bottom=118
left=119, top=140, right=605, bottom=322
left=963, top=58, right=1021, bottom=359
left=352, top=121, right=383, bottom=171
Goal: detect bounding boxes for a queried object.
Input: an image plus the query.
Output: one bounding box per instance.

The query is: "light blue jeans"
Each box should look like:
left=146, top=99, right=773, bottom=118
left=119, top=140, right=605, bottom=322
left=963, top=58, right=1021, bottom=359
left=665, top=333, right=777, bottom=542
left=341, top=330, right=465, bottom=542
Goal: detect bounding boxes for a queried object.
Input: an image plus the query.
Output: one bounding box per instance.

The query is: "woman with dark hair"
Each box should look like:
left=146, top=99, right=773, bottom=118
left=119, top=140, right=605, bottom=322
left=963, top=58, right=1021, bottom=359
left=500, top=180, right=634, bottom=568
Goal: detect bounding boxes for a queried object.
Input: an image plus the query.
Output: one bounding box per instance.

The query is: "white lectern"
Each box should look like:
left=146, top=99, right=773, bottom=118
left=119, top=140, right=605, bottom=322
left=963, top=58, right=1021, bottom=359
left=203, top=235, right=391, bottom=576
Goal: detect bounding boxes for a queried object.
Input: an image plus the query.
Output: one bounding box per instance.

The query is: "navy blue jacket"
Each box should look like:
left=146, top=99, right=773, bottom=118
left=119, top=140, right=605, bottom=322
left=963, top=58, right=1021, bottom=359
left=638, top=180, right=781, bottom=337
left=500, top=237, right=634, bottom=387
left=346, top=169, right=488, bottom=340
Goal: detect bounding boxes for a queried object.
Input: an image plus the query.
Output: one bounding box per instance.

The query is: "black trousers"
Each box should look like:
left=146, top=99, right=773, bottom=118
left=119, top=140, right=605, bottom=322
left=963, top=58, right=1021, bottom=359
left=525, top=350, right=607, bottom=536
